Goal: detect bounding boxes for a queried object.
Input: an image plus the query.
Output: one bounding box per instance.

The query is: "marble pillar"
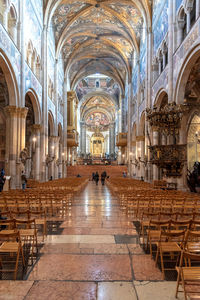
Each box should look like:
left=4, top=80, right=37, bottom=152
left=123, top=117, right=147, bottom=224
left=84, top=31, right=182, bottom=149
left=4, top=106, right=18, bottom=189
left=63, top=79, right=68, bottom=177
left=48, top=136, right=56, bottom=179
left=152, top=128, right=159, bottom=180
left=109, top=122, right=115, bottom=156
left=196, top=0, right=200, bottom=19
left=186, top=8, right=192, bottom=34
left=32, top=124, right=41, bottom=181
left=80, top=122, right=86, bottom=155
left=54, top=136, right=60, bottom=179
left=41, top=25, right=48, bottom=181
left=168, top=0, right=174, bottom=103
left=177, top=20, right=185, bottom=46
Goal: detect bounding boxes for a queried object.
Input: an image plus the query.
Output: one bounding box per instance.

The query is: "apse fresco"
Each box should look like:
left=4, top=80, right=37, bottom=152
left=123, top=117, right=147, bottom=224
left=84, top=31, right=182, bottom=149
left=153, top=0, right=168, bottom=54
left=176, top=0, right=183, bottom=11
left=24, top=0, right=42, bottom=57
left=86, top=112, right=110, bottom=127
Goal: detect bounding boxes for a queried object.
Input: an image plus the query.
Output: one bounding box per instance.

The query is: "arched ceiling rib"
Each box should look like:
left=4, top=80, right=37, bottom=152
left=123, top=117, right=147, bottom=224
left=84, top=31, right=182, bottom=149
left=44, top=0, right=151, bottom=89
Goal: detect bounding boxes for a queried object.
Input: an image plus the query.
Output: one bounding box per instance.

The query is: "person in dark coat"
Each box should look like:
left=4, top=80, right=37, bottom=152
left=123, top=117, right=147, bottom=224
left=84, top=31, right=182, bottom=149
left=94, top=172, right=99, bottom=186
left=0, top=175, right=5, bottom=192
left=101, top=172, right=106, bottom=185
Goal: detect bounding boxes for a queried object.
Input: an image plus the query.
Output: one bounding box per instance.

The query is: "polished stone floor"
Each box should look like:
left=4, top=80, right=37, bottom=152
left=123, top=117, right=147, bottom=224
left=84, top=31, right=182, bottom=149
left=0, top=182, right=184, bottom=300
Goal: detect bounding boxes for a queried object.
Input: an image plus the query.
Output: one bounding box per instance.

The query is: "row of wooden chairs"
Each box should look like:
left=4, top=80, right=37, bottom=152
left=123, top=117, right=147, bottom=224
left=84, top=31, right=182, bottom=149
left=0, top=197, right=72, bottom=217
left=1, top=209, right=47, bottom=241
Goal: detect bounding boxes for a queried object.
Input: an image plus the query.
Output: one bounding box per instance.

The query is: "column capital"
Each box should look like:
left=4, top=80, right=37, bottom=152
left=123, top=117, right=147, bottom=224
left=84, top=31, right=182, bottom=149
left=31, top=124, right=41, bottom=133
left=18, top=107, right=29, bottom=118
left=4, top=105, right=18, bottom=117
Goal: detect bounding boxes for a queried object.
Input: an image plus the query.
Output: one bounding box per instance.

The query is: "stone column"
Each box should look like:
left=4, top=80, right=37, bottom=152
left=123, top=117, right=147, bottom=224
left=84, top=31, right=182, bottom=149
left=109, top=122, right=115, bottom=155
left=132, top=142, right=136, bottom=177
left=71, top=147, right=75, bottom=166
left=58, top=141, right=63, bottom=178
left=19, top=0, right=25, bottom=107
left=136, top=136, right=145, bottom=179
left=31, top=124, right=41, bottom=181
left=177, top=20, right=185, bottom=46
left=146, top=27, right=153, bottom=180
left=81, top=122, right=86, bottom=155
left=54, top=136, right=60, bottom=179
left=48, top=136, right=56, bottom=179
left=158, top=58, right=162, bottom=75
left=162, top=49, right=167, bottom=69
left=127, top=82, right=132, bottom=176
left=63, top=79, right=67, bottom=177
left=16, top=107, right=28, bottom=187
left=4, top=106, right=18, bottom=189
left=54, top=59, right=58, bottom=132
left=186, top=8, right=192, bottom=34
left=168, top=0, right=174, bottom=103
left=152, top=127, right=159, bottom=180
left=41, top=25, right=48, bottom=181
left=196, top=0, right=200, bottom=20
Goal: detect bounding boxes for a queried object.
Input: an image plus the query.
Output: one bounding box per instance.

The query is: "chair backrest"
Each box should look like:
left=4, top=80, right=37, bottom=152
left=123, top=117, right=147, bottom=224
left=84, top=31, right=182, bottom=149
left=160, top=229, right=186, bottom=245
left=14, top=218, right=36, bottom=229
left=170, top=219, right=192, bottom=230
left=149, top=219, right=171, bottom=230
left=0, top=230, right=21, bottom=242
left=179, top=250, right=200, bottom=267
left=0, top=218, right=15, bottom=229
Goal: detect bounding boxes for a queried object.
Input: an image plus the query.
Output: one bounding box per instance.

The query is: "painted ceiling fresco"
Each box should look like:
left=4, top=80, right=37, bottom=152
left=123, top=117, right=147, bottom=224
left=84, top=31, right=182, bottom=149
left=50, top=0, right=149, bottom=89
left=81, top=94, right=116, bottom=131
left=76, top=77, right=120, bottom=104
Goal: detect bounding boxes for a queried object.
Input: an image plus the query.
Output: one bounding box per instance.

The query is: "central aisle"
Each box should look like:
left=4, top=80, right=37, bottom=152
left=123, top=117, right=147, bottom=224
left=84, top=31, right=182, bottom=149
left=2, top=182, right=183, bottom=299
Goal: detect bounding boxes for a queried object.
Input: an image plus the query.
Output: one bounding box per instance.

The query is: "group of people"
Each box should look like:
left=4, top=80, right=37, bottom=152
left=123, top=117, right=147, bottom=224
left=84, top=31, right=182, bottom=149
left=92, top=171, right=108, bottom=186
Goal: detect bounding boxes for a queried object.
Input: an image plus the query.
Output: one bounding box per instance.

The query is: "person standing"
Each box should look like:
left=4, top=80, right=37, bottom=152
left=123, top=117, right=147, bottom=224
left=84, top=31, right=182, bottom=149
left=101, top=172, right=106, bottom=186
left=94, top=172, right=99, bottom=186
left=0, top=174, right=5, bottom=192
left=21, top=171, right=27, bottom=190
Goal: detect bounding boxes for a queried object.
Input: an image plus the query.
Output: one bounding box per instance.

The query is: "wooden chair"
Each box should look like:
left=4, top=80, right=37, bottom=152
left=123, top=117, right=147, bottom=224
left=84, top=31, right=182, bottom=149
left=176, top=251, right=200, bottom=300
left=184, top=231, right=200, bottom=254
left=139, top=212, right=159, bottom=244
left=0, top=231, right=25, bottom=280
left=155, top=230, right=185, bottom=279
left=146, top=219, right=171, bottom=257
left=15, top=218, right=38, bottom=264
left=29, top=210, right=47, bottom=241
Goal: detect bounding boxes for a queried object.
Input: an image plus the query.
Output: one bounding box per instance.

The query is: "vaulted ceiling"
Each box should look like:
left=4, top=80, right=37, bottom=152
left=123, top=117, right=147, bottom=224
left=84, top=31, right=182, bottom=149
left=45, top=0, right=151, bottom=90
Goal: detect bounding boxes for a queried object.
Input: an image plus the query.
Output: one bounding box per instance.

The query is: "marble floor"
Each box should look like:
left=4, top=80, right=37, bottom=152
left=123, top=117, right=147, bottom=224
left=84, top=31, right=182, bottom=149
left=0, top=182, right=185, bottom=300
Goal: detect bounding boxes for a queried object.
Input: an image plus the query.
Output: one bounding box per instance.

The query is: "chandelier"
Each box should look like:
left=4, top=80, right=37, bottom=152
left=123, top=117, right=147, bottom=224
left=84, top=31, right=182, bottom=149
left=146, top=102, right=186, bottom=136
